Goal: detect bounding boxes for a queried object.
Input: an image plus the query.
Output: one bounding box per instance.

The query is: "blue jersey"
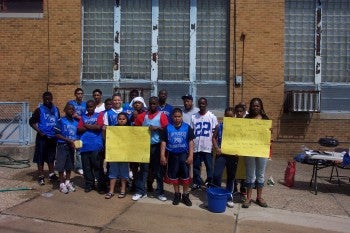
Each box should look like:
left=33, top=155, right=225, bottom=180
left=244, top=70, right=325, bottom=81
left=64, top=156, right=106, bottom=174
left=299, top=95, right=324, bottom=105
left=165, top=123, right=190, bottom=154
left=143, top=111, right=162, bottom=144
left=217, top=122, right=223, bottom=148
left=55, top=117, right=78, bottom=143
left=158, top=103, right=173, bottom=124
left=38, top=104, right=59, bottom=138
left=80, top=113, right=103, bottom=152
left=67, top=100, right=86, bottom=117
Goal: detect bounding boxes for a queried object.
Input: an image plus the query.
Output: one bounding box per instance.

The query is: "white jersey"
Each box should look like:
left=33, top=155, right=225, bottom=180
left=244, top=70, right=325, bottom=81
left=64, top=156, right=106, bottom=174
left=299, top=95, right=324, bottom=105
left=190, top=111, right=218, bottom=153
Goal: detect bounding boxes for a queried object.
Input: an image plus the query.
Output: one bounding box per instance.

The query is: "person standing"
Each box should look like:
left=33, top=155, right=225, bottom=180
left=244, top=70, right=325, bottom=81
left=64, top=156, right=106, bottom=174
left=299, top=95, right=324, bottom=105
left=78, top=100, right=105, bottom=193
left=212, top=107, right=237, bottom=208
left=157, top=89, right=173, bottom=123
left=242, top=97, right=270, bottom=208
left=54, top=103, right=78, bottom=193
left=132, top=96, right=169, bottom=201
left=92, top=89, right=105, bottom=113
left=190, top=97, right=218, bottom=190
left=160, top=108, right=194, bottom=206
left=67, top=88, right=86, bottom=175
left=29, top=91, right=60, bottom=185
left=181, top=94, right=199, bottom=125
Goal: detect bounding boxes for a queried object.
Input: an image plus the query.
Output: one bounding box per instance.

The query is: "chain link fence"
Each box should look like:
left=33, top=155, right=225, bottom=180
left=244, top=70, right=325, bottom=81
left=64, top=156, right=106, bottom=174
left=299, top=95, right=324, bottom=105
left=0, top=102, right=32, bottom=145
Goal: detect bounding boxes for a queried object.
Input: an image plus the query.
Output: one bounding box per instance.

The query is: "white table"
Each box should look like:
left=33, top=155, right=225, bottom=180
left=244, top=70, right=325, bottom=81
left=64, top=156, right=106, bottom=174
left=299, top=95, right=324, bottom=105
left=304, top=150, right=345, bottom=195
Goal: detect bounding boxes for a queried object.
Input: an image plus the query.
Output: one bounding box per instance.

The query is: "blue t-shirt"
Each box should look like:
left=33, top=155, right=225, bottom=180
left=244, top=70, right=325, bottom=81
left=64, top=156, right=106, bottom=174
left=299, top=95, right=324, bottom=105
left=158, top=103, right=173, bottom=124
left=80, top=113, right=103, bottom=152
left=67, top=100, right=86, bottom=117
left=55, top=117, right=78, bottom=143
left=38, top=104, right=60, bottom=138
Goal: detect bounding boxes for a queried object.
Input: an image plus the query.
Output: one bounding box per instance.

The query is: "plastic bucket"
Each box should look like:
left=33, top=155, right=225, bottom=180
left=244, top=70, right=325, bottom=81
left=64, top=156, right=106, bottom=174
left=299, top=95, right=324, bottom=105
left=206, top=187, right=231, bottom=213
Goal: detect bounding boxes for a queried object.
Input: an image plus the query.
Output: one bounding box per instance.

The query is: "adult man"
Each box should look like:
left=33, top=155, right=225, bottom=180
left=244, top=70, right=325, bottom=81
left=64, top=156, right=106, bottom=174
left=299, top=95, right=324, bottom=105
left=181, top=94, right=199, bottom=125
left=190, top=97, right=218, bottom=190
left=157, top=89, right=173, bottom=123
left=67, top=88, right=86, bottom=175
left=30, top=92, right=60, bottom=185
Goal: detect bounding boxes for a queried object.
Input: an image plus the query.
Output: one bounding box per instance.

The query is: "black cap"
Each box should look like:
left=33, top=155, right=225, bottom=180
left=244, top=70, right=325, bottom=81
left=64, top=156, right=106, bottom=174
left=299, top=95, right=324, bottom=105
left=181, top=94, right=193, bottom=100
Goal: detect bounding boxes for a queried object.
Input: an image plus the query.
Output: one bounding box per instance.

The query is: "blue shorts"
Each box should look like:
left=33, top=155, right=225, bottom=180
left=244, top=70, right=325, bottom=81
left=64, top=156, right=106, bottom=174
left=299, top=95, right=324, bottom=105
left=166, top=152, right=191, bottom=185
left=55, top=143, right=74, bottom=172
left=109, top=162, right=129, bottom=179
left=33, top=134, right=57, bottom=165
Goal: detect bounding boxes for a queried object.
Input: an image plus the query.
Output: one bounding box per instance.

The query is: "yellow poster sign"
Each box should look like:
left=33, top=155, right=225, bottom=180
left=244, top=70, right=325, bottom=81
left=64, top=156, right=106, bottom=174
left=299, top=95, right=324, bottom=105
left=105, top=126, right=150, bottom=163
left=221, top=118, right=272, bottom=158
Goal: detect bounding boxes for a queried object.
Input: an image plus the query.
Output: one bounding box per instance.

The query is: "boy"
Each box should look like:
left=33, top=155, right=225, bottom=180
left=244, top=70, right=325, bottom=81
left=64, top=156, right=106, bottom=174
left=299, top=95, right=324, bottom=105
left=67, top=88, right=86, bottom=175
left=29, top=91, right=60, bottom=185
left=54, top=103, right=78, bottom=193
left=78, top=100, right=104, bottom=193
left=190, top=97, right=218, bottom=190
left=132, top=96, right=168, bottom=201
left=160, top=108, right=194, bottom=206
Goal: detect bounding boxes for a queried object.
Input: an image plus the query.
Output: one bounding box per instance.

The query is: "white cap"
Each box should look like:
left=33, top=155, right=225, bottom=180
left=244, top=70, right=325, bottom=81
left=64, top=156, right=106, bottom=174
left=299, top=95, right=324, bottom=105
left=129, top=96, right=147, bottom=108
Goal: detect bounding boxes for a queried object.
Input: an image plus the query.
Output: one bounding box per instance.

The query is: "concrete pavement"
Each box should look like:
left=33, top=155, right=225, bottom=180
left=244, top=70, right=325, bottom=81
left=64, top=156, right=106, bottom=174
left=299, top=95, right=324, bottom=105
left=0, top=155, right=349, bottom=233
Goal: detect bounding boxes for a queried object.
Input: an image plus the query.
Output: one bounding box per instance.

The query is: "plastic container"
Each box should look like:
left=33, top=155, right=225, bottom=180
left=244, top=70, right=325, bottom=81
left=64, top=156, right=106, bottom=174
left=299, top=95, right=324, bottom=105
left=206, top=187, right=231, bottom=213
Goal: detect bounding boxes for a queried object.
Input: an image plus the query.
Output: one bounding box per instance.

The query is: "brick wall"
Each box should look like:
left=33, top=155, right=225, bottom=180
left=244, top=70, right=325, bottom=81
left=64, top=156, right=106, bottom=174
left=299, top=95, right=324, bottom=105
left=0, top=0, right=81, bottom=112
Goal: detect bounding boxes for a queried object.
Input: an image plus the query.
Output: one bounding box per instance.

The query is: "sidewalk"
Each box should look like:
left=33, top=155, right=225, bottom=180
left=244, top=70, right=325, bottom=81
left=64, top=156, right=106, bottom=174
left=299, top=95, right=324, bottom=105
left=0, top=156, right=349, bottom=233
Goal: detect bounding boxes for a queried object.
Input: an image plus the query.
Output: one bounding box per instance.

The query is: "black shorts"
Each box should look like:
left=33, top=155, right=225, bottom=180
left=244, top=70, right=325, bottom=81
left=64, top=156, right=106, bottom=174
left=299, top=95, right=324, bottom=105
left=33, top=134, right=57, bottom=165
left=166, top=152, right=191, bottom=185
left=55, top=143, right=74, bottom=172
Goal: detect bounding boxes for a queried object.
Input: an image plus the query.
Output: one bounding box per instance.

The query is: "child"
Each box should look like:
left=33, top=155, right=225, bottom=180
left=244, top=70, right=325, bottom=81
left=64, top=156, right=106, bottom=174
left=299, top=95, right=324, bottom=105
left=212, top=107, right=238, bottom=208
left=242, top=98, right=270, bottom=208
left=104, top=98, right=113, bottom=112
left=29, top=91, right=60, bottom=185
left=78, top=100, right=104, bottom=193
left=105, top=112, right=130, bottom=199
left=132, top=96, right=168, bottom=202
left=103, top=93, right=125, bottom=126
left=190, top=97, right=218, bottom=190
left=54, top=103, right=78, bottom=193
left=161, top=108, right=194, bottom=206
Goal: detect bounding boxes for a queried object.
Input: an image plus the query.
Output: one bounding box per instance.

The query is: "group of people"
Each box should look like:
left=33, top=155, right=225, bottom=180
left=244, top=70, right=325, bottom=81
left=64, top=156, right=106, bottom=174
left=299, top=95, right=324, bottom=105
left=29, top=87, right=270, bottom=209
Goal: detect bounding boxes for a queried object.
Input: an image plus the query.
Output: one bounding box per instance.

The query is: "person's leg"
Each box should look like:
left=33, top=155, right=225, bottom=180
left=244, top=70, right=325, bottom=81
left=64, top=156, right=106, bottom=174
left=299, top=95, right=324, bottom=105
left=192, top=152, right=202, bottom=188
left=81, top=151, right=94, bottom=191
left=212, top=155, right=226, bottom=187
left=75, top=150, right=83, bottom=174
left=133, top=162, right=149, bottom=198
left=97, top=150, right=107, bottom=193
left=255, top=157, right=268, bottom=207
left=151, top=144, right=165, bottom=198
left=120, top=178, right=126, bottom=195
left=202, top=152, right=213, bottom=185
left=242, top=156, right=256, bottom=208
left=225, top=155, right=238, bottom=193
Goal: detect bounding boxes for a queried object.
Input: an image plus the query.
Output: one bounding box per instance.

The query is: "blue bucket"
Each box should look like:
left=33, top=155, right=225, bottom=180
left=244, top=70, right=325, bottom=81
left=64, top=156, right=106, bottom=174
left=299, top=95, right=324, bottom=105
left=206, top=187, right=231, bottom=213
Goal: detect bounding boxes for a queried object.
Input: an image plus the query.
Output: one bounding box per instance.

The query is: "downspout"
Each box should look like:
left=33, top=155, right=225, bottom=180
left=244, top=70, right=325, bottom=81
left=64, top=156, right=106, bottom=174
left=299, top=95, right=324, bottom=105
left=233, top=0, right=237, bottom=105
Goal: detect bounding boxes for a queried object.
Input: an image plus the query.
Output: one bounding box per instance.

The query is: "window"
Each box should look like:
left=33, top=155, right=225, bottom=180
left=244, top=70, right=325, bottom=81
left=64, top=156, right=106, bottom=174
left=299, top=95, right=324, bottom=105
left=285, top=0, right=350, bottom=113
left=0, top=0, right=43, bottom=18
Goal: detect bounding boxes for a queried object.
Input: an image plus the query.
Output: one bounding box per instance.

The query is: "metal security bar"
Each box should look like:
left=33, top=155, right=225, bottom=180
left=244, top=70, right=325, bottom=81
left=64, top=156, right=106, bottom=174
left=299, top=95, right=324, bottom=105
left=0, top=102, right=31, bottom=145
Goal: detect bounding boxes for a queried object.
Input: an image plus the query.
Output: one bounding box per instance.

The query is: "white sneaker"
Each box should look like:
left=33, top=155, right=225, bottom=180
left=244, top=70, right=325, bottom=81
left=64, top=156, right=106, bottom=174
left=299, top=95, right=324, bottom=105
left=65, top=181, right=76, bottom=192
left=60, top=183, right=68, bottom=194
left=227, top=201, right=234, bottom=208
left=132, top=193, right=147, bottom=201
left=157, top=194, right=167, bottom=202
left=77, top=169, right=84, bottom=175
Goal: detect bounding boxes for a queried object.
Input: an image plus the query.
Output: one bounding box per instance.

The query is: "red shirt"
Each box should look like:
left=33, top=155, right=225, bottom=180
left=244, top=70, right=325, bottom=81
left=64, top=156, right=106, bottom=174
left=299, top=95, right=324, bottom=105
left=134, top=111, right=168, bottom=127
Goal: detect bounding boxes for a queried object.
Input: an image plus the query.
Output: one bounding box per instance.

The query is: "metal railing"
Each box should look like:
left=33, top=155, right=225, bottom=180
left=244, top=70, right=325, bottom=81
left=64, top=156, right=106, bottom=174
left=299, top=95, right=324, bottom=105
left=0, top=102, right=32, bottom=145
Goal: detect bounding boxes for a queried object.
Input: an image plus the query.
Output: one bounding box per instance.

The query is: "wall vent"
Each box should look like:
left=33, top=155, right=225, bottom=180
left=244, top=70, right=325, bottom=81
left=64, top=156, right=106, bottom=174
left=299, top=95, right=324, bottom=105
left=285, top=90, right=320, bottom=112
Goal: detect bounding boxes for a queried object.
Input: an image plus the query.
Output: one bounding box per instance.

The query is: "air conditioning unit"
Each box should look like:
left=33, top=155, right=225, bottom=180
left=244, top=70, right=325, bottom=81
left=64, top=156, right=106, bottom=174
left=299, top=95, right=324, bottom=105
left=285, top=90, right=320, bottom=112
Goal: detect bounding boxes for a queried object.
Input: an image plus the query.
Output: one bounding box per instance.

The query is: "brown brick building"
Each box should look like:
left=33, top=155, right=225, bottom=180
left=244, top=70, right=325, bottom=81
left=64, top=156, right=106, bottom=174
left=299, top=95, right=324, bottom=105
left=1, top=0, right=349, bottom=157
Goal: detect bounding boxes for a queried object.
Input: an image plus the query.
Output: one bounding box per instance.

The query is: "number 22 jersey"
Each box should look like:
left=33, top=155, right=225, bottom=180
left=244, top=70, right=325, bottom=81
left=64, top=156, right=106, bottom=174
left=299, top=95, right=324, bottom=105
left=190, top=111, right=218, bottom=153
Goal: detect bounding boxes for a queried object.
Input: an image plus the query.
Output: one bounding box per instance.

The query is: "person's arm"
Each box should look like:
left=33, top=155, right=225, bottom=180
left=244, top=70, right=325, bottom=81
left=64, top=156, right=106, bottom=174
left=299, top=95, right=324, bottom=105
left=186, top=140, right=194, bottom=165
left=29, top=108, right=46, bottom=137
left=83, top=113, right=104, bottom=131
left=212, top=124, right=221, bottom=155
left=77, top=118, right=86, bottom=134
left=160, top=141, right=167, bottom=166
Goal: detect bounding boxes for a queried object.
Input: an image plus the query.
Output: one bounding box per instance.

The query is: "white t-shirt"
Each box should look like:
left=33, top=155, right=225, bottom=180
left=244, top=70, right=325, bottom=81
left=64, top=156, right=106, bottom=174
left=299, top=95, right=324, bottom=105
left=94, top=103, right=105, bottom=113
left=182, top=106, right=199, bottom=125
left=190, top=111, right=218, bottom=153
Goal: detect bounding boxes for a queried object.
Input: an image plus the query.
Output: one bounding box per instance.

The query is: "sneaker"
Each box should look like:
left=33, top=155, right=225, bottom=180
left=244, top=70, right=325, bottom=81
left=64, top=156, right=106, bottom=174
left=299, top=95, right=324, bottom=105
left=191, top=184, right=200, bottom=191
left=132, top=193, right=147, bottom=201
left=38, top=176, right=45, bottom=185
left=182, top=193, right=192, bottom=206
left=77, top=169, right=84, bottom=175
left=157, top=194, right=167, bottom=202
left=49, top=173, right=59, bottom=182
left=172, top=193, right=181, bottom=205
left=60, top=183, right=69, bottom=194
left=227, top=201, right=234, bottom=208
left=65, top=181, right=76, bottom=192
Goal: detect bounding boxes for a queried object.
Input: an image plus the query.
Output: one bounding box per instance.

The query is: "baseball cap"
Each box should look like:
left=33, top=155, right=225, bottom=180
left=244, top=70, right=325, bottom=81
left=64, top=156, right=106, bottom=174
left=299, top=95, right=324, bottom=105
left=181, top=94, right=193, bottom=100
